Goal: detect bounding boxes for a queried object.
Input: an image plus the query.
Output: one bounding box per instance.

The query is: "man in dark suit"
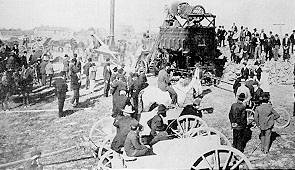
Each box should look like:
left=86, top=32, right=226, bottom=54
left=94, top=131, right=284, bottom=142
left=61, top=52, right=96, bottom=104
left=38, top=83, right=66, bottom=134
left=260, top=29, right=267, bottom=51
left=229, top=93, right=247, bottom=152
left=124, top=123, right=154, bottom=157
left=147, top=104, right=170, bottom=145
left=241, top=62, right=249, bottom=80
left=103, top=58, right=112, bottom=97
left=245, top=72, right=256, bottom=97
left=112, top=74, right=128, bottom=118
left=83, top=58, right=93, bottom=90
left=282, top=33, right=291, bottom=61
left=233, top=72, right=242, bottom=97
left=53, top=72, right=68, bottom=117
left=39, top=57, right=48, bottom=86
left=254, top=93, right=280, bottom=154
left=70, top=58, right=80, bottom=107
left=111, top=105, right=139, bottom=154
left=158, top=63, right=177, bottom=106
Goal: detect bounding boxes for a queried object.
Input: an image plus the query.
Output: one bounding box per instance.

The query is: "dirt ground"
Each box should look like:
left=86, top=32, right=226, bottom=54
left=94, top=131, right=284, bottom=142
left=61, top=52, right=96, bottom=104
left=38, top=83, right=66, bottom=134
left=0, top=53, right=294, bottom=169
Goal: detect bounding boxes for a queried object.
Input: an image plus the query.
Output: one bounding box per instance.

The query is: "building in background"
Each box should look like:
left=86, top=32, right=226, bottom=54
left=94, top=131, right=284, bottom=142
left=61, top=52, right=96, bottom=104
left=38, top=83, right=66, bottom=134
left=33, top=26, right=73, bottom=40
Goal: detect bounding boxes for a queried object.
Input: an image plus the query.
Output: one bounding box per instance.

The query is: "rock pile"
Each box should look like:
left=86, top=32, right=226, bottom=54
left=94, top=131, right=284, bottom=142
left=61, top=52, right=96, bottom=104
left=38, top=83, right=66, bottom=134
left=220, top=47, right=294, bottom=85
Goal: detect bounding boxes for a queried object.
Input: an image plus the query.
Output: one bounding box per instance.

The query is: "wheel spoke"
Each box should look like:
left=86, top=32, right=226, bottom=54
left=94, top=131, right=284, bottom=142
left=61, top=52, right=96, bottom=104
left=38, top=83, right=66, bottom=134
left=230, top=158, right=244, bottom=170
left=214, top=149, right=220, bottom=169
left=177, top=120, right=185, bottom=137
left=222, top=151, right=232, bottom=170
left=202, top=155, right=213, bottom=170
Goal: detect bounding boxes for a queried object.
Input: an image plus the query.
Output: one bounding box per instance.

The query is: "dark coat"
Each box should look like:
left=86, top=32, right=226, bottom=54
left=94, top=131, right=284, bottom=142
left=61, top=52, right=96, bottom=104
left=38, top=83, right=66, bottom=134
left=113, top=95, right=131, bottom=115
left=53, top=77, right=68, bottom=99
left=274, top=39, right=281, bottom=46
left=180, top=105, right=202, bottom=118
left=124, top=130, right=149, bottom=157
left=241, top=67, right=249, bottom=80
left=148, top=114, right=167, bottom=137
left=83, top=62, right=92, bottom=76
left=245, top=79, right=256, bottom=97
left=111, top=79, right=127, bottom=96
left=70, top=73, right=80, bottom=90
left=158, top=69, right=170, bottom=91
left=111, top=115, right=139, bottom=153
left=39, top=61, right=48, bottom=74
left=103, top=64, right=112, bottom=81
left=229, top=101, right=247, bottom=129
left=233, top=77, right=242, bottom=95
left=252, top=87, right=263, bottom=104
left=254, top=103, right=280, bottom=130
left=255, top=67, right=262, bottom=81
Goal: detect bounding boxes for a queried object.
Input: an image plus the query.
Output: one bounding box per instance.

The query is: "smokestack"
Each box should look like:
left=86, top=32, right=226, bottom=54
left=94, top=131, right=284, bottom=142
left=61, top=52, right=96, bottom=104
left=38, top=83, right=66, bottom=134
left=110, top=0, right=115, bottom=46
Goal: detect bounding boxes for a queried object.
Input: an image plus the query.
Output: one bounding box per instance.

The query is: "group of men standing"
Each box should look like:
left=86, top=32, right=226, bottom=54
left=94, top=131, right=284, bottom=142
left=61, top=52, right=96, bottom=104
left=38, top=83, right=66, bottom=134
left=230, top=60, right=280, bottom=154
left=226, top=24, right=295, bottom=64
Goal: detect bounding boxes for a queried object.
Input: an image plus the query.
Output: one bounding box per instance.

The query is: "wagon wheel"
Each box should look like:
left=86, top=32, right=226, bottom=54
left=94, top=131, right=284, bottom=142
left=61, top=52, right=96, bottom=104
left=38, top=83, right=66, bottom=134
left=168, top=115, right=208, bottom=138
left=190, top=146, right=253, bottom=170
left=96, top=150, right=114, bottom=170
left=188, top=127, right=231, bottom=146
left=89, top=117, right=115, bottom=144
left=274, top=107, right=290, bottom=129
left=97, top=135, right=115, bottom=159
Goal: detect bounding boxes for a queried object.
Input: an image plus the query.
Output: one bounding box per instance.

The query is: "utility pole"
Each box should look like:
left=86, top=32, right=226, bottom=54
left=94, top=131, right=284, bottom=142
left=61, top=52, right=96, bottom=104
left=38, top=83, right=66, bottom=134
left=110, top=0, right=115, bottom=46
left=273, top=23, right=285, bottom=37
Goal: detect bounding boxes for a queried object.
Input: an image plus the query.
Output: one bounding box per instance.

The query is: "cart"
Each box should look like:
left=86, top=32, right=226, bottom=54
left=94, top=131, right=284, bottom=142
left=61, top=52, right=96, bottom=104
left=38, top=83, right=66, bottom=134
left=96, top=126, right=253, bottom=169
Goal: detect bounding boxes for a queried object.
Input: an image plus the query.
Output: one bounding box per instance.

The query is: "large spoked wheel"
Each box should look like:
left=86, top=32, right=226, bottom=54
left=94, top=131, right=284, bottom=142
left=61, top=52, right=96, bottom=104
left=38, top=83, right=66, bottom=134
left=190, top=146, right=253, bottom=170
left=274, top=107, right=290, bottom=129
left=188, top=127, right=231, bottom=146
left=97, top=135, right=115, bottom=159
left=96, top=150, right=114, bottom=170
left=89, top=117, right=115, bottom=144
left=167, top=115, right=208, bottom=138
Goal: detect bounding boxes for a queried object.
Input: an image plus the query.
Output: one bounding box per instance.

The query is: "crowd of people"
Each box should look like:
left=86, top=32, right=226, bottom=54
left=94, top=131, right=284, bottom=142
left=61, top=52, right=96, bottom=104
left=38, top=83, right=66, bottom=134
left=229, top=59, right=280, bottom=154
left=217, top=23, right=295, bottom=64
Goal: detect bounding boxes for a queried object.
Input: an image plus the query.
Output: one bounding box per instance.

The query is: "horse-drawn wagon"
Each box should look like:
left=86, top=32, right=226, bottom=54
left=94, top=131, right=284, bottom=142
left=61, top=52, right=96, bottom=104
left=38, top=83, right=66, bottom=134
left=88, top=106, right=253, bottom=170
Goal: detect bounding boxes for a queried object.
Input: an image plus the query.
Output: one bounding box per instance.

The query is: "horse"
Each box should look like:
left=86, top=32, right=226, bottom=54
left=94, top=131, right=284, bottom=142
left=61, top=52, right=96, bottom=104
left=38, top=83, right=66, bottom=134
left=138, top=68, right=202, bottom=113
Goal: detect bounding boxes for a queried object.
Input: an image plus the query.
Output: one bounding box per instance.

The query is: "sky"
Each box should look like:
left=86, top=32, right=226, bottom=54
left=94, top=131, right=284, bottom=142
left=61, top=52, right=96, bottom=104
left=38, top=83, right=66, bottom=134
left=0, top=0, right=295, bottom=36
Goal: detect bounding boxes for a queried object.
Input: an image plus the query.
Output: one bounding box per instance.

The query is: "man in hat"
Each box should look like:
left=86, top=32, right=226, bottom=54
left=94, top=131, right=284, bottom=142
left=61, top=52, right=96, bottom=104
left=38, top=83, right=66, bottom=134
left=158, top=63, right=178, bottom=107
left=124, top=123, right=154, bottom=157
left=112, top=74, right=128, bottom=118
left=290, top=30, right=295, bottom=54
left=233, top=71, right=242, bottom=97
left=245, top=72, right=257, bottom=97
left=282, top=33, right=291, bottom=61
left=254, top=61, right=262, bottom=81
left=70, top=58, right=81, bottom=107
left=229, top=93, right=247, bottom=152
left=254, top=92, right=280, bottom=154
left=62, top=54, right=70, bottom=80
left=236, top=79, right=251, bottom=106
left=241, top=62, right=249, bottom=80
left=147, top=104, right=170, bottom=145
left=83, top=58, right=94, bottom=90
left=20, top=51, right=28, bottom=68
left=45, top=59, right=54, bottom=87
left=252, top=82, right=264, bottom=106
left=39, top=56, right=48, bottom=86
left=111, top=105, right=139, bottom=154
left=103, top=58, right=112, bottom=97
left=19, top=64, right=33, bottom=107
left=273, top=34, right=281, bottom=61
left=52, top=71, right=68, bottom=117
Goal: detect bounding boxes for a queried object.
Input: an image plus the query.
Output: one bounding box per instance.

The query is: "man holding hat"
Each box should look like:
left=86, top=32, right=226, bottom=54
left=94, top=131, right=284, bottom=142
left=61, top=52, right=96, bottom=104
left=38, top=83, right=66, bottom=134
left=111, top=105, right=139, bottom=154
left=52, top=71, right=68, bottom=117
left=45, top=58, right=54, bottom=87
left=236, top=79, right=251, bottom=106
left=124, top=121, right=154, bottom=157
left=147, top=104, right=170, bottom=145
left=254, top=92, right=280, bottom=154
left=229, top=93, right=247, bottom=152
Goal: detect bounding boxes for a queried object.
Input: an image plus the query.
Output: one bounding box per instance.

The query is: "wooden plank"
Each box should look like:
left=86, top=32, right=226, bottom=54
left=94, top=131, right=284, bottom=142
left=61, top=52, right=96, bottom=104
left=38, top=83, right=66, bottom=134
left=4, top=107, right=91, bottom=113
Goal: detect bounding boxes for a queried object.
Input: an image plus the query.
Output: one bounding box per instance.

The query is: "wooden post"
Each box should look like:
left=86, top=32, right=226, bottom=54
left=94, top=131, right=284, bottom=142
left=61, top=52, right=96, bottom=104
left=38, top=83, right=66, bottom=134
left=110, top=0, right=115, bottom=46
